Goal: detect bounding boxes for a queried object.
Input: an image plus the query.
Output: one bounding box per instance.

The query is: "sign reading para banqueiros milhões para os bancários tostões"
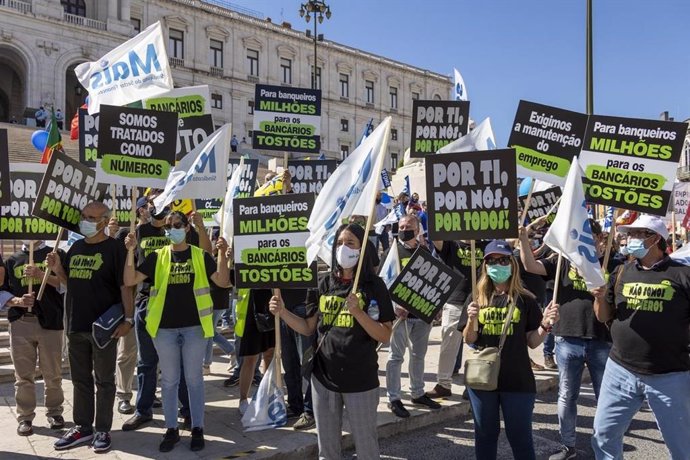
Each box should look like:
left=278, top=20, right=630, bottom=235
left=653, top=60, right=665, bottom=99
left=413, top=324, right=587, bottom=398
left=508, top=100, right=588, bottom=186
left=0, top=164, right=60, bottom=240
left=0, top=129, right=10, bottom=207
left=388, top=247, right=463, bottom=324
left=518, top=186, right=562, bottom=226
left=425, top=149, right=518, bottom=241
left=410, top=100, right=470, bottom=157
left=579, top=115, right=686, bottom=216
left=252, top=84, right=321, bottom=154
left=96, top=105, right=178, bottom=188
left=288, top=160, right=337, bottom=195
left=233, top=193, right=317, bottom=289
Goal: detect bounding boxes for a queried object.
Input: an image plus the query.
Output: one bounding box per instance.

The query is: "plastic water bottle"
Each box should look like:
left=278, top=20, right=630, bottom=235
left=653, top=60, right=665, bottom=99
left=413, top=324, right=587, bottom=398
left=368, top=300, right=380, bottom=321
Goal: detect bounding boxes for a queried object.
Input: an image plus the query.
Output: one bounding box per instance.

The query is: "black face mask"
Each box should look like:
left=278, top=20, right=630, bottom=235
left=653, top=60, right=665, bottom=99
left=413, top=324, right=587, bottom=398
left=375, top=199, right=381, bottom=204
left=399, top=229, right=416, bottom=242
left=151, top=206, right=170, bottom=221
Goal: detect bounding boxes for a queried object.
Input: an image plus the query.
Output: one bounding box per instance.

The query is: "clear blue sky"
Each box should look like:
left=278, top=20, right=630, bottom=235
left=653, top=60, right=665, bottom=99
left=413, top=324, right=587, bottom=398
left=227, top=0, right=690, bottom=146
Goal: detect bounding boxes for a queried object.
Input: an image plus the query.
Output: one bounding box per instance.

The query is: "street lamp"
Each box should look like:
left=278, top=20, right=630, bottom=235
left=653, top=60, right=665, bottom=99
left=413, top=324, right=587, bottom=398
left=299, top=1, right=331, bottom=90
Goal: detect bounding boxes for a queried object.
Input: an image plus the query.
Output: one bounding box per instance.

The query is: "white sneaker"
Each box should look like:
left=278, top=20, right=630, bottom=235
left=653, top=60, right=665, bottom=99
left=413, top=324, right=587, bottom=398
left=239, top=399, right=249, bottom=415
left=203, top=365, right=211, bottom=376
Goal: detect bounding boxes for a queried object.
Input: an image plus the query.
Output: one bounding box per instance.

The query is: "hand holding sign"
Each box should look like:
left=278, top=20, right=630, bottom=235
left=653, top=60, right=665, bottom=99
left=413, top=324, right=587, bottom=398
left=543, top=300, right=560, bottom=326
left=466, top=301, right=480, bottom=322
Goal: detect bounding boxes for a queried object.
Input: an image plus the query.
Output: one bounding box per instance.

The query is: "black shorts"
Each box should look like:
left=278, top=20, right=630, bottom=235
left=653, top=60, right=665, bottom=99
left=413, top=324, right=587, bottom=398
left=238, top=289, right=276, bottom=357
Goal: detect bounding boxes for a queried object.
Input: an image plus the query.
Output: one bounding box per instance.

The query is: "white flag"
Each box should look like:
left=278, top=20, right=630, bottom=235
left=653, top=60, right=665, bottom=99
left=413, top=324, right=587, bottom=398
left=453, top=68, right=469, bottom=101
left=215, top=157, right=245, bottom=241
left=543, top=157, right=606, bottom=289
left=374, top=208, right=400, bottom=235
left=436, top=117, right=496, bottom=153
left=241, top=358, right=287, bottom=431
left=306, top=117, right=391, bottom=265
left=379, top=243, right=401, bottom=288
left=670, top=243, right=690, bottom=266
left=76, top=21, right=174, bottom=114
left=153, top=124, right=231, bottom=211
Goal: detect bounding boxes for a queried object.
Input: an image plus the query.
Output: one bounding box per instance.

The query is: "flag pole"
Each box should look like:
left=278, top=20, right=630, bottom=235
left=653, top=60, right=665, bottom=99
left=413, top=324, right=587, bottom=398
left=272, top=152, right=290, bottom=389
left=549, top=253, right=564, bottom=325
left=520, top=179, right=536, bottom=226
left=601, top=208, right=619, bottom=274
left=110, top=184, right=118, bottom=214
left=672, top=211, right=677, bottom=251
left=37, top=228, right=64, bottom=301
left=126, top=188, right=138, bottom=267
left=470, top=239, right=479, bottom=331
left=27, top=241, right=34, bottom=313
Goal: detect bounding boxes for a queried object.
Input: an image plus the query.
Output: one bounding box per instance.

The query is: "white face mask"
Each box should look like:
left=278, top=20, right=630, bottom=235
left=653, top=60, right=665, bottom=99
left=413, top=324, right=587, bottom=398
left=336, top=245, right=360, bottom=269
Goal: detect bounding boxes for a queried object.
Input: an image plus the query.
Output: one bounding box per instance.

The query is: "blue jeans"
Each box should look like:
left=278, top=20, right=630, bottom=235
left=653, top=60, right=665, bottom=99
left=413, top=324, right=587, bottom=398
left=152, top=326, right=207, bottom=429
left=467, top=389, right=536, bottom=460
left=555, top=336, right=610, bottom=447
left=204, top=310, right=235, bottom=366
left=543, top=332, right=555, bottom=357
left=386, top=318, right=432, bottom=400
left=281, top=304, right=313, bottom=415
left=592, top=359, right=690, bottom=459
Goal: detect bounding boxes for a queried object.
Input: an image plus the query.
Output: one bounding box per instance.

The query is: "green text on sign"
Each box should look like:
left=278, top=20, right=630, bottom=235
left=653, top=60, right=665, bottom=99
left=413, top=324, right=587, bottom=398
left=514, top=146, right=569, bottom=179
left=584, top=165, right=666, bottom=191
left=240, top=247, right=307, bottom=266
left=101, top=155, right=171, bottom=180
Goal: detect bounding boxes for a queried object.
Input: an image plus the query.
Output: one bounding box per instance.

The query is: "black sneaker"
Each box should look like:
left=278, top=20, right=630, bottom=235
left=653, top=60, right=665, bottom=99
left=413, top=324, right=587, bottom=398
left=388, top=400, right=410, bottom=418
left=293, top=412, right=316, bottom=430
left=549, top=446, right=577, bottom=460
left=17, top=420, right=33, bottom=436
left=252, top=374, right=263, bottom=386
left=411, top=394, right=442, bottom=409
left=47, top=415, right=65, bottom=430
left=54, top=426, right=94, bottom=450
left=286, top=407, right=302, bottom=420
left=190, top=427, right=205, bottom=451
left=118, top=400, right=134, bottom=415
left=122, top=413, right=153, bottom=431
left=180, top=416, right=192, bottom=431
left=223, top=374, right=240, bottom=387
left=152, top=397, right=163, bottom=408
left=92, top=432, right=111, bottom=453
left=159, top=428, right=180, bottom=452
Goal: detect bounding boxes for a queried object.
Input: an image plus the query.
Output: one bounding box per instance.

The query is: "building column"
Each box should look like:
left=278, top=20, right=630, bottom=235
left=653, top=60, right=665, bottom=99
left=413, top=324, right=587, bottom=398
left=120, top=0, right=131, bottom=22
left=107, top=0, right=118, bottom=21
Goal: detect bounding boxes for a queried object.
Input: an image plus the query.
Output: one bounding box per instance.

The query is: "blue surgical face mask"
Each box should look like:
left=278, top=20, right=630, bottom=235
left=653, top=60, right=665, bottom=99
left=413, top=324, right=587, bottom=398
left=627, top=237, right=650, bottom=259
left=487, top=264, right=512, bottom=284
left=165, top=228, right=186, bottom=244
left=79, top=220, right=100, bottom=238
left=619, top=246, right=629, bottom=256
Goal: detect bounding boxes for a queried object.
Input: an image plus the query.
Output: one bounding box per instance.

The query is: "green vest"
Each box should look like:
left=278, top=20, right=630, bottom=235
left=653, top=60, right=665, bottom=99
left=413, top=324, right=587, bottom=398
left=234, top=288, right=251, bottom=338
left=145, top=245, right=214, bottom=338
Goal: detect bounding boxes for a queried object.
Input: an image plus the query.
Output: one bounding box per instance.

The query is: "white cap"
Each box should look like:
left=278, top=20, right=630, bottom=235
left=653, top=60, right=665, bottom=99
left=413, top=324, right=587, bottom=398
left=618, top=214, right=669, bottom=240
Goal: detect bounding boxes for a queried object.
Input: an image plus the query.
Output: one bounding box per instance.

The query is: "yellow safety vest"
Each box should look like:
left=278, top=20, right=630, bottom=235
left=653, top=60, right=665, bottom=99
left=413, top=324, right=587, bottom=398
left=234, top=288, right=251, bottom=338
left=145, top=245, right=214, bottom=338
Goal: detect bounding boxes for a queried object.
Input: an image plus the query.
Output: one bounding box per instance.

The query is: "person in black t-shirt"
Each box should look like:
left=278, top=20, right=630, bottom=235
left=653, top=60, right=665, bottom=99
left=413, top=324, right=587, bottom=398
left=591, top=215, right=690, bottom=459
left=269, top=223, right=394, bottom=460
left=1, top=241, right=66, bottom=436
left=463, top=240, right=559, bottom=460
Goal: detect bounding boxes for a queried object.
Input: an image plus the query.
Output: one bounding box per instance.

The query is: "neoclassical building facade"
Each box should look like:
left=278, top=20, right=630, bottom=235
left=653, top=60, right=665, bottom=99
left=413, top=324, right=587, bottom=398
left=0, top=0, right=451, bottom=166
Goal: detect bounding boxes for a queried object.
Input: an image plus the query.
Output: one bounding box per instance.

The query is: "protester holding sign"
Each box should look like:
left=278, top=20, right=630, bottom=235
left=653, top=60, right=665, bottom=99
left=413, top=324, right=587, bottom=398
left=124, top=211, right=231, bottom=453
left=46, top=201, right=133, bottom=453
left=462, top=240, right=559, bottom=460
left=1, top=241, right=66, bottom=436
left=269, top=223, right=394, bottom=460
left=591, top=215, right=690, bottom=460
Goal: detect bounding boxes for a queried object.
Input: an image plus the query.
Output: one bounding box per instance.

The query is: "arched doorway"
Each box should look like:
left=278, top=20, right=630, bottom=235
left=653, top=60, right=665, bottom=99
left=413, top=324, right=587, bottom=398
left=0, top=46, right=27, bottom=123
left=65, top=63, right=86, bottom=122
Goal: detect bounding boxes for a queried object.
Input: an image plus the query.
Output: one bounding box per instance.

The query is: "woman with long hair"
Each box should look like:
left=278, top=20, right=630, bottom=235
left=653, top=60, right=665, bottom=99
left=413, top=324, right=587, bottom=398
left=269, top=223, right=394, bottom=459
left=462, top=239, right=559, bottom=460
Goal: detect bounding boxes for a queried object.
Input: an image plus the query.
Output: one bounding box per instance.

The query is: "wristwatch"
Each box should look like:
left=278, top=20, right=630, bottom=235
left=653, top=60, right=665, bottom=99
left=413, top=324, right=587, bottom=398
left=124, top=317, right=134, bottom=326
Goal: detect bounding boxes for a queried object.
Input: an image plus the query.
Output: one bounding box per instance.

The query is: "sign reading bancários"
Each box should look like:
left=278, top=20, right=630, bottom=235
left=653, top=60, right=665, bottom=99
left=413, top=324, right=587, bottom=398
left=252, top=84, right=321, bottom=154
left=0, top=164, right=60, bottom=240
left=517, top=186, right=561, bottom=226
left=195, top=158, right=259, bottom=226
left=411, top=100, right=470, bottom=157
left=508, top=100, right=588, bottom=186
left=0, top=129, right=10, bottom=206
left=233, top=193, right=317, bottom=289
left=287, top=160, right=337, bottom=195
left=96, top=105, right=178, bottom=188
left=425, top=149, right=518, bottom=240
left=580, top=115, right=686, bottom=215
left=388, top=248, right=462, bottom=324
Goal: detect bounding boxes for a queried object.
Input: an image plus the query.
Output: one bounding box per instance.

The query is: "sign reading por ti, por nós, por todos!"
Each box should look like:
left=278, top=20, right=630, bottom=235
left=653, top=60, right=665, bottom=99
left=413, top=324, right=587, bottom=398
left=410, top=100, right=469, bottom=158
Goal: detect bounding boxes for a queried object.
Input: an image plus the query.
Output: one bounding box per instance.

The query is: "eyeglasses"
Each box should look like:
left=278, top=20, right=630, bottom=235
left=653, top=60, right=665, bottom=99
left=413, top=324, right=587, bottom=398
left=80, top=214, right=104, bottom=223
left=627, top=230, right=655, bottom=239
left=485, top=256, right=511, bottom=266
left=163, top=222, right=186, bottom=230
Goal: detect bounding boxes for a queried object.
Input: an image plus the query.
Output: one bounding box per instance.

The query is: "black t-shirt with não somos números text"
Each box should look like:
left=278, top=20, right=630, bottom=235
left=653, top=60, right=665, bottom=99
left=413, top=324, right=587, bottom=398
left=305, top=273, right=395, bottom=393
left=63, top=237, right=126, bottom=334
left=605, top=257, right=690, bottom=375
left=137, top=247, right=218, bottom=329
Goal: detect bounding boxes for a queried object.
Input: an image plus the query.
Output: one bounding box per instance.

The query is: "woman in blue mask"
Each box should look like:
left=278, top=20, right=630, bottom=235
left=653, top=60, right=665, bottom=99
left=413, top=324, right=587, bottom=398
left=462, top=239, right=559, bottom=460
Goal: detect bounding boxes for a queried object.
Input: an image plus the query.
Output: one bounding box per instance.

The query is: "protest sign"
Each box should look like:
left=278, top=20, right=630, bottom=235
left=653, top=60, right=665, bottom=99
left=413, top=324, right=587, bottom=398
left=287, top=160, right=337, bottom=194
left=252, top=84, right=321, bottom=153
left=0, top=164, right=60, bottom=240
left=195, top=158, right=259, bottom=225
left=96, top=105, right=178, bottom=188
left=33, top=151, right=105, bottom=233
left=78, top=108, right=99, bottom=166
left=517, top=186, right=562, bottom=226
left=579, top=115, right=686, bottom=215
left=411, top=100, right=469, bottom=157
left=425, top=149, right=518, bottom=240
left=388, top=248, right=463, bottom=323
left=0, top=129, right=10, bottom=206
left=508, top=100, right=588, bottom=186
left=233, top=193, right=317, bottom=289
left=101, top=184, right=142, bottom=225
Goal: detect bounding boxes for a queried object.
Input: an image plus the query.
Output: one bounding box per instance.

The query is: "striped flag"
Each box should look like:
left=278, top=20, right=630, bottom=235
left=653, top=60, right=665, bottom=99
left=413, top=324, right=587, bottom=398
left=40, top=109, right=64, bottom=164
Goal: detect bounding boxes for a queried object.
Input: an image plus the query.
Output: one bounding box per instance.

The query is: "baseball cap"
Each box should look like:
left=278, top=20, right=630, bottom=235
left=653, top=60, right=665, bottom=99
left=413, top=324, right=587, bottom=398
left=618, top=214, right=669, bottom=240
left=484, top=240, right=513, bottom=259
left=136, top=197, right=148, bottom=209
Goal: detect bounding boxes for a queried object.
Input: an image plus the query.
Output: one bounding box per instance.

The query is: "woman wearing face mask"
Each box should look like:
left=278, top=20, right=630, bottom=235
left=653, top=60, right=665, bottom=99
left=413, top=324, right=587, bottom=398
left=463, top=239, right=559, bottom=460
left=123, top=212, right=231, bottom=453
left=269, top=223, right=394, bottom=460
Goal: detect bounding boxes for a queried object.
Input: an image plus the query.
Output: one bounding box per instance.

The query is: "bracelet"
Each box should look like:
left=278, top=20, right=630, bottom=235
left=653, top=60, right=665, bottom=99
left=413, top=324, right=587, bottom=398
left=539, top=322, right=553, bottom=333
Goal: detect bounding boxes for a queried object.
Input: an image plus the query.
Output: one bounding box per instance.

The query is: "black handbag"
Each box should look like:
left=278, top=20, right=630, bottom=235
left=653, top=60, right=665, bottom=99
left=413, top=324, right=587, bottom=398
left=301, top=302, right=346, bottom=379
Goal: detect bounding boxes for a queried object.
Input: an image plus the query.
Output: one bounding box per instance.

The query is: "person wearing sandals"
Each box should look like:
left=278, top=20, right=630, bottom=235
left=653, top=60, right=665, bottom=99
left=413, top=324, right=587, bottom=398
left=124, top=211, right=231, bottom=452
left=462, top=240, right=559, bottom=460
left=269, top=223, right=394, bottom=460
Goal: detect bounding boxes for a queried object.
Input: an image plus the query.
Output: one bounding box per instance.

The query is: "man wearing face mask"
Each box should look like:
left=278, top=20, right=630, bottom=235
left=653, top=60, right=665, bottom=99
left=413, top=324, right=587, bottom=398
left=382, top=214, right=441, bottom=418
left=591, top=215, right=690, bottom=460
left=46, top=201, right=134, bottom=453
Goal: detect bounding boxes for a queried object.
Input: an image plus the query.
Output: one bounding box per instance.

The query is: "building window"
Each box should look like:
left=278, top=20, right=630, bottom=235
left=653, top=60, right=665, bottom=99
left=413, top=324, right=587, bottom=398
left=339, top=73, right=349, bottom=98
left=211, top=93, right=223, bottom=109
left=340, top=145, right=350, bottom=160
left=61, top=0, right=85, bottom=16
left=247, top=49, right=259, bottom=76
left=365, top=80, right=375, bottom=104
left=391, top=153, right=399, bottom=171
left=433, top=94, right=443, bottom=101
left=248, top=100, right=254, bottom=115
left=340, top=119, right=349, bottom=132
left=391, top=128, right=398, bottom=141
left=169, top=28, right=184, bottom=59
left=209, top=39, right=223, bottom=68
left=389, top=87, right=398, bottom=109
left=412, top=91, right=420, bottom=100
left=280, top=58, right=292, bottom=84
left=311, top=66, right=322, bottom=90
left=131, top=18, right=141, bottom=33
left=248, top=130, right=253, bottom=139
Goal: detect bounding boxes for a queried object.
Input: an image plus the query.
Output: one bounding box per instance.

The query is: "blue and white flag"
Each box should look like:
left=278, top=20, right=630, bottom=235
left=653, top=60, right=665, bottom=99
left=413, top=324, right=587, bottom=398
left=381, top=169, right=392, bottom=189
left=306, top=117, right=391, bottom=265
left=670, top=243, right=690, bottom=266
left=317, top=152, right=326, bottom=160
left=358, top=118, right=374, bottom=147
left=374, top=207, right=399, bottom=235
left=603, top=206, right=615, bottom=233
left=153, top=124, right=231, bottom=210
left=401, top=176, right=411, bottom=196
left=453, top=68, right=469, bottom=102
left=379, top=243, right=401, bottom=288
left=241, top=358, right=287, bottom=432
left=215, top=157, right=245, bottom=240
left=437, top=117, right=496, bottom=153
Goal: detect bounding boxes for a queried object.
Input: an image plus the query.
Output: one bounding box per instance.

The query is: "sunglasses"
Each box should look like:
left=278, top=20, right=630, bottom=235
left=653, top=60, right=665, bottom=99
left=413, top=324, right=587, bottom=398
left=485, top=256, right=511, bottom=266
left=163, top=222, right=186, bottom=230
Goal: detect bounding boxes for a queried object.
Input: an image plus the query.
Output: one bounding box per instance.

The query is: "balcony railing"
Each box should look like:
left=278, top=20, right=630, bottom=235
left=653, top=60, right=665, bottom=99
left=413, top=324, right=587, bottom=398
left=63, top=12, right=107, bottom=31
left=210, top=66, right=224, bottom=77
left=0, top=0, right=32, bottom=14
left=169, top=57, right=184, bottom=67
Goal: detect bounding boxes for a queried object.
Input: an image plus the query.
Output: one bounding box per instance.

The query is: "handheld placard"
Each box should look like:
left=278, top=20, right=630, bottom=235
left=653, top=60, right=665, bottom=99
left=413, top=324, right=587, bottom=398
left=470, top=239, right=479, bottom=332
left=126, top=188, right=138, bottom=267
left=27, top=241, right=34, bottom=313
left=37, top=228, right=64, bottom=301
